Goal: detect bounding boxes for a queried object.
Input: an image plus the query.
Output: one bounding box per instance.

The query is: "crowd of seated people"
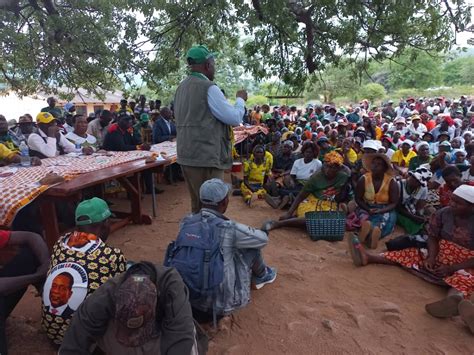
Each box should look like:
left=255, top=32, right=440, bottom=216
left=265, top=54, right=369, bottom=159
left=1, top=96, right=474, bottom=354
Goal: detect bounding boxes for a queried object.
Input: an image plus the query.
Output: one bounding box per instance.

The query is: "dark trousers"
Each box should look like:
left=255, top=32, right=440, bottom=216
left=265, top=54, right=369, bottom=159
left=0, top=247, right=40, bottom=355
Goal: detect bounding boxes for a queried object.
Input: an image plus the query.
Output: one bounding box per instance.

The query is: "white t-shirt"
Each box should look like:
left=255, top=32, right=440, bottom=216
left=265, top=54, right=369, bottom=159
left=290, top=158, right=322, bottom=181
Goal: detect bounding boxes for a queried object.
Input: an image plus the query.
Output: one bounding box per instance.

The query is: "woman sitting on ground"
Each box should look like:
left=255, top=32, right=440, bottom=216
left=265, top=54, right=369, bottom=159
left=408, top=142, right=432, bottom=171
left=262, top=151, right=350, bottom=232
left=240, top=145, right=272, bottom=206
left=354, top=153, right=399, bottom=249
left=391, top=140, right=417, bottom=177
left=438, top=165, right=464, bottom=207
left=397, top=166, right=433, bottom=235
left=65, top=115, right=97, bottom=153
left=335, top=137, right=358, bottom=168
left=348, top=184, right=474, bottom=335
left=265, top=141, right=321, bottom=209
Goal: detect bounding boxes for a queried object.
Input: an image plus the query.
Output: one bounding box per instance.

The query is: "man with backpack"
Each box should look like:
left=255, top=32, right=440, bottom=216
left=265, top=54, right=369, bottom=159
left=165, top=178, right=277, bottom=322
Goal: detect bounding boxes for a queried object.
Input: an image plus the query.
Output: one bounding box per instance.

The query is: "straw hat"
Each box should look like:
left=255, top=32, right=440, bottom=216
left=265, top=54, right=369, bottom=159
left=362, top=153, right=395, bottom=175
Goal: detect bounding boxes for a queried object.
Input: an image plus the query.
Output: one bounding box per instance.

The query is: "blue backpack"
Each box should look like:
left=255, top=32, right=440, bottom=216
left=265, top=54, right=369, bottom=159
left=164, top=212, right=224, bottom=315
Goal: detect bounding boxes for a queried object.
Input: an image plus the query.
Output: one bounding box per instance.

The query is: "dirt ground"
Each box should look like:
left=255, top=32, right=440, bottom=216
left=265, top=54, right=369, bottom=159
left=6, top=175, right=474, bottom=354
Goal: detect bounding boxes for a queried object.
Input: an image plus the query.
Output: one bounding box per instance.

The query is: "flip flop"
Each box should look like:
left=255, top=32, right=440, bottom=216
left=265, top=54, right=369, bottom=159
left=359, top=221, right=371, bottom=244
left=347, top=234, right=364, bottom=267
left=425, top=294, right=463, bottom=318
left=458, top=300, right=474, bottom=334
left=261, top=220, right=276, bottom=232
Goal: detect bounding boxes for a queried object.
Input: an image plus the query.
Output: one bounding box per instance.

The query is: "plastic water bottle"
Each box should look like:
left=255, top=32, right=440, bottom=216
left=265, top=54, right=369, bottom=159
left=19, top=141, right=31, bottom=167
left=75, top=143, right=82, bottom=154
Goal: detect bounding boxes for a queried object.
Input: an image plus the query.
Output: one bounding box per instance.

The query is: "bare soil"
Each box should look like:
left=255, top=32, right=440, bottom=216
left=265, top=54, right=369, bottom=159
left=7, top=175, right=473, bottom=354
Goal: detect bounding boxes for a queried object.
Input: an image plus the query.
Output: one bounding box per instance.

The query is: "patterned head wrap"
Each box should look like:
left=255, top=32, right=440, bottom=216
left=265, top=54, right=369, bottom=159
left=408, top=166, right=433, bottom=188
left=324, top=151, right=344, bottom=166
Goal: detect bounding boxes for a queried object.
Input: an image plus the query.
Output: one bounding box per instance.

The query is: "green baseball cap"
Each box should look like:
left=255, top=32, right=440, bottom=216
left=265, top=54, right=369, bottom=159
left=186, top=45, right=218, bottom=64
left=75, top=197, right=112, bottom=226
left=140, top=113, right=149, bottom=122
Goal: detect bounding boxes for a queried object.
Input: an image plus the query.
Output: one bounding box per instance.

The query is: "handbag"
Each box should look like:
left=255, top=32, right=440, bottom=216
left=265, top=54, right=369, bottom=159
left=304, top=198, right=346, bottom=242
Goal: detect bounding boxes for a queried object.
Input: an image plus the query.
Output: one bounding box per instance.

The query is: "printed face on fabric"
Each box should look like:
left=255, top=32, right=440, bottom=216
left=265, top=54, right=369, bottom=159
left=41, top=232, right=126, bottom=344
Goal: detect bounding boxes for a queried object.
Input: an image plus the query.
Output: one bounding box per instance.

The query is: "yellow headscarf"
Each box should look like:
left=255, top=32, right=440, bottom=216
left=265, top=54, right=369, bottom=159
left=324, top=151, right=344, bottom=166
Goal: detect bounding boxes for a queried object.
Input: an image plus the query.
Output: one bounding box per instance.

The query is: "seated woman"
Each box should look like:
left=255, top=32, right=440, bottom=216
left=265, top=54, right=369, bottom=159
left=354, top=153, right=399, bottom=249
left=397, top=166, right=433, bottom=235
left=348, top=185, right=474, bottom=335
left=64, top=115, right=97, bottom=153
left=438, top=165, right=464, bottom=207
left=265, top=141, right=321, bottom=209
left=408, top=142, right=431, bottom=171
left=262, top=151, right=350, bottom=232
left=317, top=136, right=334, bottom=160
left=240, top=145, right=272, bottom=206
left=335, top=137, right=358, bottom=168
left=391, top=140, right=417, bottom=177
left=451, top=149, right=468, bottom=167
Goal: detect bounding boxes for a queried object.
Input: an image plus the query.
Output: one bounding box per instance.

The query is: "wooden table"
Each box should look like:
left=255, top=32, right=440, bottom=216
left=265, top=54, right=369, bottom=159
left=39, top=158, right=170, bottom=249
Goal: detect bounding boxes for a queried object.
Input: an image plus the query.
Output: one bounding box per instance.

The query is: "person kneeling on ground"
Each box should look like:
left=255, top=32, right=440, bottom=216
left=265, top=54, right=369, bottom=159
left=42, top=197, right=126, bottom=345
left=166, top=178, right=277, bottom=323
left=348, top=184, right=474, bottom=335
left=0, top=231, right=49, bottom=355
left=60, top=261, right=203, bottom=355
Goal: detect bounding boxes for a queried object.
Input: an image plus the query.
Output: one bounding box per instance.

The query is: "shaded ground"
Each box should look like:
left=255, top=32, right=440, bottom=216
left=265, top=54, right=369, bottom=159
left=7, top=175, right=473, bottom=354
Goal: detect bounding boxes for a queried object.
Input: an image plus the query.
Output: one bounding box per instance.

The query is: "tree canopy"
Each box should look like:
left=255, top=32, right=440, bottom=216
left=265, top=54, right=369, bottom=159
left=0, top=0, right=472, bottom=97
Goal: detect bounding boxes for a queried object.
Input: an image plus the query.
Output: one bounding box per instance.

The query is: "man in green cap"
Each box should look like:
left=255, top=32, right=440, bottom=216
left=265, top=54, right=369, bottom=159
left=41, top=197, right=126, bottom=345
left=174, top=45, right=248, bottom=213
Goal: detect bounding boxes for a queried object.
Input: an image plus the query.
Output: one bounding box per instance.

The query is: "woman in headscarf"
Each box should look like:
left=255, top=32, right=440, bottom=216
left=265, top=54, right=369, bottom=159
left=408, top=141, right=431, bottom=171
left=396, top=166, right=433, bottom=235
left=261, top=151, right=350, bottom=232
left=354, top=153, right=399, bottom=248
left=348, top=184, right=474, bottom=335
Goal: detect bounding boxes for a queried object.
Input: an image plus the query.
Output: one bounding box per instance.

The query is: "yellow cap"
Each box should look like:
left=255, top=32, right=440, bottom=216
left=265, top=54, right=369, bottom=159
left=36, top=112, right=56, bottom=124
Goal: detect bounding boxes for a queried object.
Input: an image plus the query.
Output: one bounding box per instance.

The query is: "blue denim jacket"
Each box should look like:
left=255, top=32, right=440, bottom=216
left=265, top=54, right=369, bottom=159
left=190, top=209, right=269, bottom=314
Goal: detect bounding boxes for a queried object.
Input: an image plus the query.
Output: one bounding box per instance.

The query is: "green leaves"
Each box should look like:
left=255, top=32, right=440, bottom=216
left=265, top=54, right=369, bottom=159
left=0, top=0, right=471, bottom=96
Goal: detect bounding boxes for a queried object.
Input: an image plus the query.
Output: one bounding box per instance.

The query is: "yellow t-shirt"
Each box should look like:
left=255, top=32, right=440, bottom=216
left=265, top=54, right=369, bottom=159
left=336, top=148, right=358, bottom=164
left=0, top=143, right=17, bottom=160
left=391, top=149, right=417, bottom=168
left=250, top=151, right=273, bottom=170
left=244, top=157, right=272, bottom=184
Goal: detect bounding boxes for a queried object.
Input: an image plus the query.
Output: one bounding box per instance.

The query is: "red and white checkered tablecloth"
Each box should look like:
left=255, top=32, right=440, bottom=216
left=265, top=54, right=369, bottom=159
left=233, top=126, right=269, bottom=144
left=0, top=142, right=177, bottom=227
